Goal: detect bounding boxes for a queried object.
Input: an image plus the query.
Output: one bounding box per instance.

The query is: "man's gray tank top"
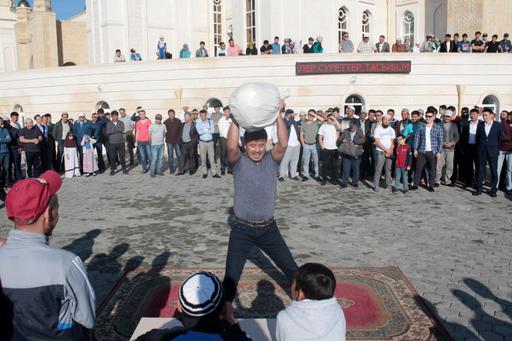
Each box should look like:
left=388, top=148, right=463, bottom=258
left=233, top=152, right=279, bottom=222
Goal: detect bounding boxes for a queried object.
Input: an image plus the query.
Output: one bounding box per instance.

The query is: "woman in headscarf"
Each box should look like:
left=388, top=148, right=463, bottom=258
left=157, top=36, right=167, bottom=59
left=63, top=131, right=80, bottom=178
left=180, top=44, right=191, bottom=59
left=81, top=135, right=98, bottom=177
left=313, top=36, right=324, bottom=53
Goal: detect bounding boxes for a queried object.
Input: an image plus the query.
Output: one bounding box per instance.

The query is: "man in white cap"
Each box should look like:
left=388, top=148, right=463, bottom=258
left=357, top=33, right=376, bottom=54
left=435, top=110, right=459, bottom=187
left=135, top=272, right=250, bottom=340
left=373, top=114, right=395, bottom=191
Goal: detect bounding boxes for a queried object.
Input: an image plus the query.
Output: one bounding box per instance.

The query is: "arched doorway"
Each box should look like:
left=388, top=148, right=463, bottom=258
left=344, top=95, right=364, bottom=115
left=481, top=95, right=499, bottom=114
left=62, top=61, right=77, bottom=66
left=95, top=101, right=110, bottom=112
left=205, top=98, right=223, bottom=109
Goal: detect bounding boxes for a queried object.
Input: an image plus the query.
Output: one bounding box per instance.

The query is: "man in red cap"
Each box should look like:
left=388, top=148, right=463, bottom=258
left=0, top=170, right=96, bottom=340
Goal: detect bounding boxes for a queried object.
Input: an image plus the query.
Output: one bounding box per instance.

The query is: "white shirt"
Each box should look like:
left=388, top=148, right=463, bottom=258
left=446, top=41, right=451, bottom=51
left=288, top=126, right=300, bottom=147
left=425, top=126, right=432, bottom=152
left=374, top=126, right=395, bottom=152
left=265, top=125, right=278, bottom=144
left=218, top=116, right=232, bottom=138
left=469, top=120, right=478, bottom=144
left=484, top=121, right=493, bottom=136
left=318, top=123, right=337, bottom=150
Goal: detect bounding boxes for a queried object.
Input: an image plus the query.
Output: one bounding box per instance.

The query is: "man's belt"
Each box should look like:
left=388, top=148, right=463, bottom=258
left=233, top=216, right=275, bottom=228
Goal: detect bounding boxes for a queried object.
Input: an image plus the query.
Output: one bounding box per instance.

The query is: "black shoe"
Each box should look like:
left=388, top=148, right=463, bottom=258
left=301, top=177, right=309, bottom=182
left=123, top=169, right=129, bottom=175
left=410, top=185, right=418, bottom=191
left=176, top=171, right=185, bottom=176
left=292, top=176, right=300, bottom=181
left=202, top=174, right=207, bottom=179
left=489, top=191, right=497, bottom=198
left=321, top=180, right=327, bottom=186
left=339, top=183, right=347, bottom=188
left=278, top=177, right=285, bottom=182
left=448, top=183, right=455, bottom=187
left=352, top=183, right=359, bottom=188
left=472, top=191, right=482, bottom=196
left=315, top=177, right=322, bottom=182
left=141, top=169, right=148, bottom=174
left=434, top=183, right=439, bottom=188
left=428, top=187, right=435, bottom=192
left=392, top=187, right=397, bottom=193
left=109, top=171, right=115, bottom=176
left=213, top=174, right=221, bottom=178
left=221, top=170, right=226, bottom=175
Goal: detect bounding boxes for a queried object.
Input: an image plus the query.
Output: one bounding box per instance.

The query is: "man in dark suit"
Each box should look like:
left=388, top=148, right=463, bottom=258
left=176, top=112, right=199, bottom=175
left=460, top=108, right=480, bottom=188
left=473, top=108, right=502, bottom=197
left=439, top=34, right=458, bottom=52
left=359, top=110, right=374, bottom=179
left=375, top=35, right=390, bottom=52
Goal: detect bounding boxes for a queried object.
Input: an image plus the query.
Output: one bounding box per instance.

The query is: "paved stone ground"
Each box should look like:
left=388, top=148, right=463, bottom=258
left=1, top=167, right=511, bottom=340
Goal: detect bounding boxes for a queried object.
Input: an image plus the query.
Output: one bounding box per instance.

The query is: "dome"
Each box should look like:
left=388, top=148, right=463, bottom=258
left=17, top=0, right=30, bottom=8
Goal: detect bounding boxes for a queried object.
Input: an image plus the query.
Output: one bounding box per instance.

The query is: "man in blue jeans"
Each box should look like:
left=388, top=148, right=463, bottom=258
left=149, top=114, right=167, bottom=178
left=223, top=100, right=298, bottom=312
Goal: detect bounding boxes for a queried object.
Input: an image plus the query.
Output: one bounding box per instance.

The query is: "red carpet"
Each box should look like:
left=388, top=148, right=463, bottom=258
left=95, top=267, right=450, bottom=340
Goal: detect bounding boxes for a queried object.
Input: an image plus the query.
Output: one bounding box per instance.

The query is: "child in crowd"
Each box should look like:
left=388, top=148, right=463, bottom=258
left=393, top=134, right=412, bottom=193
left=63, top=132, right=81, bottom=178
left=276, top=263, right=346, bottom=341
left=81, top=135, right=98, bottom=177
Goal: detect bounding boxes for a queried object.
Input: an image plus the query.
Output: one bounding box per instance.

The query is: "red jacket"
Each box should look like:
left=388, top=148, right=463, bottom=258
left=395, top=144, right=412, bottom=168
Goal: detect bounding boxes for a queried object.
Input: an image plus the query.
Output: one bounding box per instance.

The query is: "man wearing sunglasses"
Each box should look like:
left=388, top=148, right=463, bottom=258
left=412, top=109, right=444, bottom=191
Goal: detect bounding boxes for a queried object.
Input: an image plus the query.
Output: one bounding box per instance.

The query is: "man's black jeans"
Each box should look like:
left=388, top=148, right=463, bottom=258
left=223, top=218, right=298, bottom=302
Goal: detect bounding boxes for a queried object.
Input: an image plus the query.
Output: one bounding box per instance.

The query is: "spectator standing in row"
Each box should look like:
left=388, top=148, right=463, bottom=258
left=218, top=107, right=232, bottom=175
left=211, top=105, right=223, bottom=167
left=20, top=118, right=43, bottom=178
left=227, top=39, right=242, bottom=56
left=63, top=132, right=80, bottom=178
left=439, top=34, right=458, bottom=52
left=313, top=36, right=323, bottom=53
left=458, top=33, right=472, bottom=52
left=81, top=135, right=98, bottom=177
left=246, top=42, right=258, bottom=55
left=460, top=108, right=480, bottom=188
left=53, top=112, right=73, bottom=173
left=339, top=120, right=365, bottom=188
left=157, top=36, right=167, bottom=60
left=106, top=111, right=128, bottom=176
left=180, top=44, right=191, bottom=59
left=436, top=110, right=459, bottom=186
left=0, top=171, right=96, bottom=340
left=319, top=114, right=340, bottom=185
left=135, top=108, right=152, bottom=174
left=339, top=33, right=354, bottom=53
left=420, top=34, right=435, bottom=52
left=485, top=34, right=502, bottom=53
left=393, top=134, right=412, bottom=193
left=279, top=109, right=301, bottom=181
left=392, top=37, right=407, bottom=52
left=149, top=114, right=166, bottom=178
left=196, top=110, right=220, bottom=178
left=500, top=33, right=511, bottom=53
left=412, top=110, right=443, bottom=192
left=303, top=37, right=315, bottom=53
left=471, top=31, right=485, bottom=53
left=196, top=41, right=208, bottom=57
left=373, top=115, right=395, bottom=192
left=176, top=113, right=198, bottom=175
left=0, top=117, right=12, bottom=186
left=375, top=35, right=390, bottom=52
left=114, top=49, right=125, bottom=63
left=357, top=34, right=375, bottom=53
left=497, top=111, right=512, bottom=193
left=130, top=48, right=142, bottom=61
left=271, top=36, right=281, bottom=54
left=164, top=109, right=182, bottom=175
left=8, top=112, right=22, bottom=183
left=474, top=108, right=502, bottom=197
left=300, top=110, right=323, bottom=181
left=217, top=41, right=228, bottom=56
left=260, top=40, right=273, bottom=55
left=119, top=108, right=135, bottom=165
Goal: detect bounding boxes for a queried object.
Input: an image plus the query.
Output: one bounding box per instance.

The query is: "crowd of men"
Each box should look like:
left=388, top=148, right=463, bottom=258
left=1, top=102, right=510, bottom=199
left=113, top=31, right=512, bottom=61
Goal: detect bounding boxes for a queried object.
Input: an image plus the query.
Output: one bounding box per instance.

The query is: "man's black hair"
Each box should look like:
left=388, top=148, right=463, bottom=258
left=168, top=109, right=175, bottom=114
left=483, top=107, right=494, bottom=114
left=387, top=109, right=395, bottom=114
left=10, top=112, right=18, bottom=118
left=294, top=263, right=336, bottom=300
left=470, top=108, right=479, bottom=114
left=223, top=106, right=230, bottom=111
left=244, top=129, right=267, bottom=144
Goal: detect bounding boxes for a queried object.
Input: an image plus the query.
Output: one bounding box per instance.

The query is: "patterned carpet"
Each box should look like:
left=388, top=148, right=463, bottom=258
left=95, top=266, right=450, bottom=340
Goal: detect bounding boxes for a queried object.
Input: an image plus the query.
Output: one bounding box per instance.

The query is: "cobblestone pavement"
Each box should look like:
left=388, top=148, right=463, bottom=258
left=1, top=168, right=511, bottom=340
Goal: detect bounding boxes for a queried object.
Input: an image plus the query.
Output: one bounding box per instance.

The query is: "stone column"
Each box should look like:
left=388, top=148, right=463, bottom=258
left=30, top=0, right=58, bottom=68
left=15, top=4, right=31, bottom=70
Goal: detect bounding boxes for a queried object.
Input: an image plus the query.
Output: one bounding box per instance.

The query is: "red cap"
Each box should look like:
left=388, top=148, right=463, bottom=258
left=6, top=171, right=62, bottom=225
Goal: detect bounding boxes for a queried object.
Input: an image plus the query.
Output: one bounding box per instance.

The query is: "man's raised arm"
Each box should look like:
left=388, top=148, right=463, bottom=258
left=227, top=121, right=241, bottom=165
left=271, top=100, right=288, bottom=162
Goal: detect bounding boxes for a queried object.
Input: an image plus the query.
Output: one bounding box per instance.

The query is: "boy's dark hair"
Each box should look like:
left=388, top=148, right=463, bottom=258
left=294, top=263, right=336, bottom=300
left=397, top=134, right=405, bottom=139
left=10, top=112, right=19, bottom=118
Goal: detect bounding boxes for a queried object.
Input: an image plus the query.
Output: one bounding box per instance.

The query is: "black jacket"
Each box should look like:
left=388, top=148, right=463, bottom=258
left=180, top=122, right=199, bottom=145
left=439, top=40, right=458, bottom=52
left=52, top=120, right=74, bottom=142
left=476, top=121, right=502, bottom=156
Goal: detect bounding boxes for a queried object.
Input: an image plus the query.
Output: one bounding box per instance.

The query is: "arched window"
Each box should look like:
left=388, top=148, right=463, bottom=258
left=213, top=0, right=222, bottom=56
left=344, top=95, right=365, bottom=115
left=205, top=98, right=223, bottom=109
left=482, top=95, right=499, bottom=114
left=95, top=101, right=110, bottom=112
left=338, top=7, right=349, bottom=43
left=62, top=61, right=77, bottom=66
left=403, top=11, right=414, bottom=46
left=245, top=0, right=256, bottom=45
left=362, top=10, right=371, bottom=40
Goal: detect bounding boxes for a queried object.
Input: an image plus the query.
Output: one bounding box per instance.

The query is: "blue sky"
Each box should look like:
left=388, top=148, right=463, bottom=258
left=27, top=0, right=85, bottom=20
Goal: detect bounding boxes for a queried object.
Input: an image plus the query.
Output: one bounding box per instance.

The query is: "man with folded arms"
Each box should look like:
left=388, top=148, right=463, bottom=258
left=0, top=170, right=95, bottom=340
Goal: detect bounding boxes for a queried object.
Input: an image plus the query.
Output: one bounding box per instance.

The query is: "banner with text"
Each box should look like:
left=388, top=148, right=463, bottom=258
left=296, top=61, right=412, bottom=75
